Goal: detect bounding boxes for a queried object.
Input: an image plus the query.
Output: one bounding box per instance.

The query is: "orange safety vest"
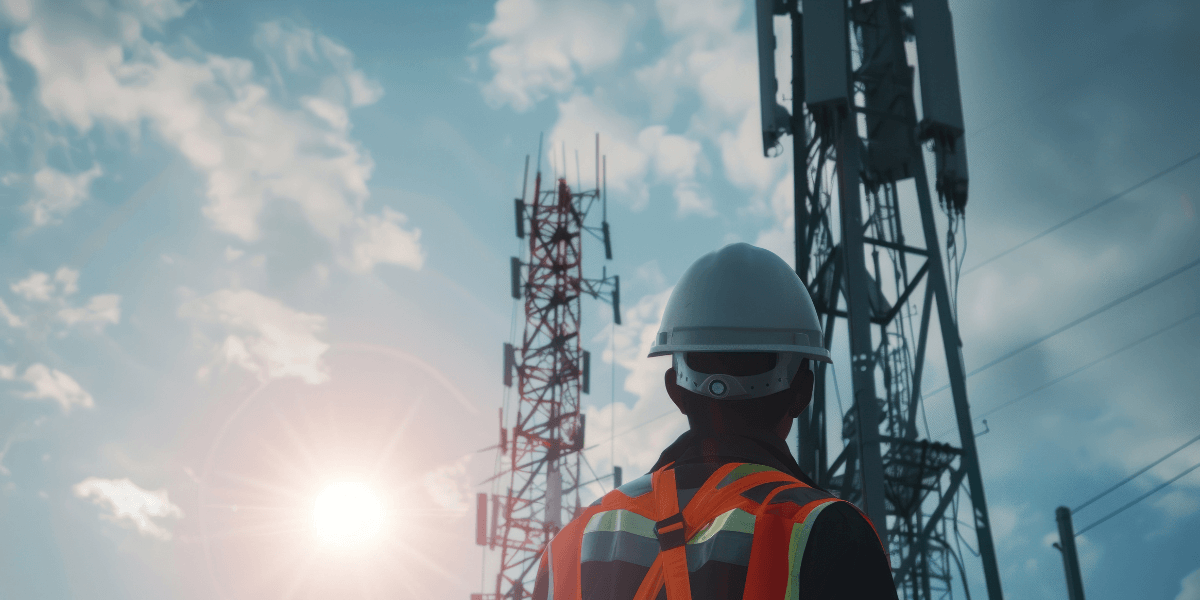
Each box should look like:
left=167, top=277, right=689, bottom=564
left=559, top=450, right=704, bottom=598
left=536, top=462, right=883, bottom=600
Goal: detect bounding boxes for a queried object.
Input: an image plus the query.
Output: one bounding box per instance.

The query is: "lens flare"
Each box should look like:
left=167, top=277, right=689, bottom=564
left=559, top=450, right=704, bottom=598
left=312, top=482, right=383, bottom=544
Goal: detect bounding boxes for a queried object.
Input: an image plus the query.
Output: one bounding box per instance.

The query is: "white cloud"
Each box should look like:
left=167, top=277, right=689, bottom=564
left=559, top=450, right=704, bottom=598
left=0, top=298, right=25, bottom=328
left=13, top=363, right=95, bottom=413
left=72, top=477, right=184, bottom=541
left=635, top=0, right=781, bottom=196
left=655, top=0, right=742, bottom=37
left=122, top=0, right=192, bottom=31
left=6, top=267, right=121, bottom=331
left=1177, top=567, right=1200, bottom=600
left=477, top=0, right=637, bottom=111
left=54, top=266, right=79, bottom=295
left=485, top=0, right=781, bottom=221
left=9, top=6, right=419, bottom=272
left=641, top=126, right=712, bottom=216
left=302, top=96, right=348, bottom=131
left=24, top=164, right=103, bottom=227
left=549, top=93, right=708, bottom=215
left=0, top=0, right=33, bottom=26
left=476, top=0, right=780, bottom=219
left=57, top=294, right=121, bottom=326
left=348, top=207, right=426, bottom=272
left=179, top=289, right=330, bottom=384
left=11, top=270, right=56, bottom=301
left=422, top=455, right=471, bottom=513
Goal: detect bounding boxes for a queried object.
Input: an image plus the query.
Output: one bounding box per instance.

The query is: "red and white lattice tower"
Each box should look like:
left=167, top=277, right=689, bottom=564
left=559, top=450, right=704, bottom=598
left=476, top=136, right=618, bottom=600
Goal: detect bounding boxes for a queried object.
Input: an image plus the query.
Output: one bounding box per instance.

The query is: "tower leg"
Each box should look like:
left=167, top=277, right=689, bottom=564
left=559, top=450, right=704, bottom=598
left=836, top=115, right=889, bottom=538
left=913, top=165, right=1005, bottom=600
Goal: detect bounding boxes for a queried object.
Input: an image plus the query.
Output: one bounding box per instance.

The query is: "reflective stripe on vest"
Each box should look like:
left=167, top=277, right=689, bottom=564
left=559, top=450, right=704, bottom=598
left=684, top=508, right=756, bottom=570
left=715, top=464, right=779, bottom=489
left=783, top=500, right=837, bottom=600
left=582, top=510, right=659, bottom=567
left=582, top=507, right=758, bottom=572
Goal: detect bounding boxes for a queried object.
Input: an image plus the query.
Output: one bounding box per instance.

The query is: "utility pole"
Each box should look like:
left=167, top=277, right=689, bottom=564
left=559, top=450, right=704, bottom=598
left=1054, top=506, right=1088, bottom=600
left=756, top=1, right=1002, bottom=599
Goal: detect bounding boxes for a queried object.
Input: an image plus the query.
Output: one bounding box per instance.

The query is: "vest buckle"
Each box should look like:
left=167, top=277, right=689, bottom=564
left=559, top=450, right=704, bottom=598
left=655, top=513, right=687, bottom=551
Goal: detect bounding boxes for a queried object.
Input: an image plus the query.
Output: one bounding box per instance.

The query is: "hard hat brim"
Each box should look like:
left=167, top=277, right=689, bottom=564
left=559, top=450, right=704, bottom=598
left=648, top=342, right=832, bottom=363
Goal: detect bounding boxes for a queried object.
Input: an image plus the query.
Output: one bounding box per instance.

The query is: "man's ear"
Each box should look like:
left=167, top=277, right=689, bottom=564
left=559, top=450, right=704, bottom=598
left=773, top=367, right=817, bottom=441
left=786, top=367, right=816, bottom=419
left=664, top=368, right=687, bottom=415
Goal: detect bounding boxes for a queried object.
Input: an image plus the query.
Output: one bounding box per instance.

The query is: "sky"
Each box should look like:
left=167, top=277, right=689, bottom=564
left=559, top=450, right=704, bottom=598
left=0, top=0, right=1197, bottom=599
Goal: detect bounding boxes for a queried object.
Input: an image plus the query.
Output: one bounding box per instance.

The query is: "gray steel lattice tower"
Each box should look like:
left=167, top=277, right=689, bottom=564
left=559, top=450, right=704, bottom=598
left=757, top=1, right=1002, bottom=599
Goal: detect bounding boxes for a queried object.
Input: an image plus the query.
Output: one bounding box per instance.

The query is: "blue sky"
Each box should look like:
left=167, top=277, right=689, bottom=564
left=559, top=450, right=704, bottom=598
left=0, top=0, right=1197, bottom=599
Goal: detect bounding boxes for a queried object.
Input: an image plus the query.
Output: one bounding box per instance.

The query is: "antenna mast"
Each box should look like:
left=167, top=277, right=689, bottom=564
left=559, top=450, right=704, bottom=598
left=475, top=135, right=620, bottom=600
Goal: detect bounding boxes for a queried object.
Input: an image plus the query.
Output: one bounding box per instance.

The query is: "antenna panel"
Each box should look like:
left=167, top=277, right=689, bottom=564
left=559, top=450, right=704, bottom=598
left=803, top=0, right=849, bottom=109
left=510, top=257, right=522, bottom=299
left=581, top=350, right=591, bottom=395
left=612, top=276, right=621, bottom=325
left=756, top=0, right=792, bottom=156
left=913, top=0, right=965, bottom=137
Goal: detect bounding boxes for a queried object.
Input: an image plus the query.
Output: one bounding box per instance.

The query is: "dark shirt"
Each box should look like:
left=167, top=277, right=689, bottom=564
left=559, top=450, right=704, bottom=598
left=649, top=429, right=899, bottom=600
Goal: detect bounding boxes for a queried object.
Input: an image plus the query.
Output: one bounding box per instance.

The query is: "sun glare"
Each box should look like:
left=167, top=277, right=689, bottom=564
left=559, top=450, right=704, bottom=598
left=312, top=482, right=384, bottom=545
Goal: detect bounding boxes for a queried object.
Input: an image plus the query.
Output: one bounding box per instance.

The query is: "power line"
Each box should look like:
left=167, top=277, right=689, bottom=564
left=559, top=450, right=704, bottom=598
left=925, top=254, right=1200, bottom=398
left=1075, top=458, right=1200, bottom=537
left=1073, top=432, right=1200, bottom=515
left=584, top=409, right=677, bottom=451
left=580, top=452, right=609, bottom=495
left=963, top=310, right=1200, bottom=428
left=963, top=149, right=1200, bottom=276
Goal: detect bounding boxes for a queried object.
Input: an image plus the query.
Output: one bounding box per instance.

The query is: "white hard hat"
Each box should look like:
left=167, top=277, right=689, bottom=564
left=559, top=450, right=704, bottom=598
left=649, top=243, right=831, bottom=400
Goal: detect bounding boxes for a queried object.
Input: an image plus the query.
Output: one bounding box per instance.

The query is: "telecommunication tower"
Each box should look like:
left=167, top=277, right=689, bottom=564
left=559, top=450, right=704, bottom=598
left=474, top=136, right=619, bottom=600
left=756, top=1, right=1002, bottom=599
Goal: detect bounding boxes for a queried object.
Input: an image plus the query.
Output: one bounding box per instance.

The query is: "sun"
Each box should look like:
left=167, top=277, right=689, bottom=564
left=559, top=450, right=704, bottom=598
left=312, top=482, right=384, bottom=545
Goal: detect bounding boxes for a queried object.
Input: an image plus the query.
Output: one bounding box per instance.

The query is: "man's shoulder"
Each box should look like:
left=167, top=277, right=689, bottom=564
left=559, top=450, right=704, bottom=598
left=609, top=472, right=654, bottom=500
left=803, top=498, right=875, bottom=530
left=584, top=462, right=842, bottom=514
